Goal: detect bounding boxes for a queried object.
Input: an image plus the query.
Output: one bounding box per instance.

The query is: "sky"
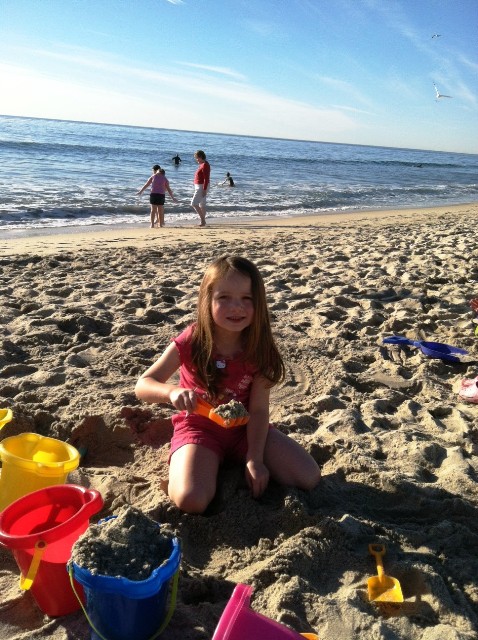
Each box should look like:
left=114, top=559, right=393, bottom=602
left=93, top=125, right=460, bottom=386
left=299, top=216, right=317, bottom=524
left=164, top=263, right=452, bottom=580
left=0, top=0, right=477, bottom=153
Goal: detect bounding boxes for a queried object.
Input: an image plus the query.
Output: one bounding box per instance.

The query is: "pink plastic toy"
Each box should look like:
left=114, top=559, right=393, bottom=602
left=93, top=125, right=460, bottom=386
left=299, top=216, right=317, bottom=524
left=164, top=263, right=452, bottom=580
left=212, top=583, right=318, bottom=639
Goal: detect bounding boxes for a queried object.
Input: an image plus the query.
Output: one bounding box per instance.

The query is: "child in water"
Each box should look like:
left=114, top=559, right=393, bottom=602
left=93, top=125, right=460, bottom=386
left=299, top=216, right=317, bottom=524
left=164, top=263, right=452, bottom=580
left=135, top=255, right=321, bottom=513
left=221, top=172, right=235, bottom=187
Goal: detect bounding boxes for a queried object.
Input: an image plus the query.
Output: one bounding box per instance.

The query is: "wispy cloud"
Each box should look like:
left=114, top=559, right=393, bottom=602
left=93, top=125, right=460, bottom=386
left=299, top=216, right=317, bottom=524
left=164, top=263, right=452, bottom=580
left=0, top=45, right=358, bottom=141
left=165, top=0, right=184, bottom=5
left=451, top=79, right=478, bottom=107
left=333, top=104, right=375, bottom=116
left=458, top=53, right=478, bottom=74
left=22, top=44, right=248, bottom=83
left=175, top=62, right=247, bottom=81
left=243, top=19, right=282, bottom=39
left=317, top=75, right=375, bottom=108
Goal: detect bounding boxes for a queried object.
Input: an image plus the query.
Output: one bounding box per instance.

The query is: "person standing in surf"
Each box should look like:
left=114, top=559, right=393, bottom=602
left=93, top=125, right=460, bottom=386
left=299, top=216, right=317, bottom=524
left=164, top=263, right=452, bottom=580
left=190, top=150, right=210, bottom=226
left=137, top=165, right=177, bottom=228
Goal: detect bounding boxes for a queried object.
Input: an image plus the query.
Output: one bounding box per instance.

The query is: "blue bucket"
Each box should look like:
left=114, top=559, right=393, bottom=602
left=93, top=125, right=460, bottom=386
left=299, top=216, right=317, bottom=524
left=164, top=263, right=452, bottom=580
left=70, top=531, right=181, bottom=640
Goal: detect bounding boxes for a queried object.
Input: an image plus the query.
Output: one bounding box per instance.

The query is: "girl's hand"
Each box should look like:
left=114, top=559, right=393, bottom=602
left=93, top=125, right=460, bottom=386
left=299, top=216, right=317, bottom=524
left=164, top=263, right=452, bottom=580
left=169, top=387, right=197, bottom=413
left=245, top=459, right=269, bottom=498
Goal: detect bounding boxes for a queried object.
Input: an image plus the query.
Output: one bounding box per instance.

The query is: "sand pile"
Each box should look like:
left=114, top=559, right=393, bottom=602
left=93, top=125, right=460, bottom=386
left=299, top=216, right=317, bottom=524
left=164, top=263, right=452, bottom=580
left=0, top=205, right=477, bottom=639
left=212, top=399, right=248, bottom=419
left=70, top=505, right=174, bottom=580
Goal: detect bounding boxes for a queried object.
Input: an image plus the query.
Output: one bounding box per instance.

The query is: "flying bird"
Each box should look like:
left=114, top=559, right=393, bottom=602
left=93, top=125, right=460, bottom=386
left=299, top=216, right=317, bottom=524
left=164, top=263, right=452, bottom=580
left=433, top=83, right=452, bottom=100
left=431, top=34, right=442, bottom=39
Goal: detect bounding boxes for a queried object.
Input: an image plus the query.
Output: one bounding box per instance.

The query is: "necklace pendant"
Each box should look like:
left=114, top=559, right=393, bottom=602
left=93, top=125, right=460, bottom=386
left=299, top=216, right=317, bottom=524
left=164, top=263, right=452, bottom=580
left=216, top=360, right=226, bottom=369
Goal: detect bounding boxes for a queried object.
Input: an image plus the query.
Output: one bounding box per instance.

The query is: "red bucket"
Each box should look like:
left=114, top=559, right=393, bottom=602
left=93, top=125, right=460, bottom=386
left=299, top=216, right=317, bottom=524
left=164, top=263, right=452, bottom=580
left=0, top=484, right=103, bottom=616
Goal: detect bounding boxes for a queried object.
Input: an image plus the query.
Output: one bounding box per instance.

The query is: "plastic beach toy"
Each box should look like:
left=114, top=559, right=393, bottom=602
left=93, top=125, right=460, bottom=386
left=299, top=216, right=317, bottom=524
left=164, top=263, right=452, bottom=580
left=0, top=408, right=13, bottom=430
left=0, top=484, right=103, bottom=616
left=194, top=397, right=249, bottom=428
left=458, top=376, right=478, bottom=404
left=382, top=335, right=469, bottom=363
left=70, top=516, right=181, bottom=640
left=0, top=433, right=80, bottom=510
left=212, top=583, right=319, bottom=639
left=367, top=544, right=403, bottom=604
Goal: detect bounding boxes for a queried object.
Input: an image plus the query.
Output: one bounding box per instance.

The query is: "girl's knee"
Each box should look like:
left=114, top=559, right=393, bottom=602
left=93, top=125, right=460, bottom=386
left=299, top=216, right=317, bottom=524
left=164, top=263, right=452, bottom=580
left=298, top=466, right=321, bottom=491
left=169, top=486, right=212, bottom=514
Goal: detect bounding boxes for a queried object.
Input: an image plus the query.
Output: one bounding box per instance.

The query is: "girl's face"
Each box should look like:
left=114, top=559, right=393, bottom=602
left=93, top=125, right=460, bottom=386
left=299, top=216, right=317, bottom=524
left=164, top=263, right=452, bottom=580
left=211, top=271, right=254, bottom=334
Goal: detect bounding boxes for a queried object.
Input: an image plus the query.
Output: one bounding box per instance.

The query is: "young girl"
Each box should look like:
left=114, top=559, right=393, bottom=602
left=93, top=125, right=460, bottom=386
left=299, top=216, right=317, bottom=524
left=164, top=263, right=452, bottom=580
left=135, top=255, right=321, bottom=514
left=137, top=165, right=177, bottom=228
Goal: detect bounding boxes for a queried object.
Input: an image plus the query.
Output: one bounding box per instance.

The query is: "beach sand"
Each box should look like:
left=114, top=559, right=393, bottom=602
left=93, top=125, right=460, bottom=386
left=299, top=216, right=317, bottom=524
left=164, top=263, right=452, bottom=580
left=1, top=204, right=477, bottom=639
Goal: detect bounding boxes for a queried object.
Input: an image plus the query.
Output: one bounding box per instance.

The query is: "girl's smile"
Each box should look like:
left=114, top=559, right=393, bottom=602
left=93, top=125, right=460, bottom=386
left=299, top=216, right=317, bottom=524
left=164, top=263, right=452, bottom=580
left=211, top=272, right=254, bottom=334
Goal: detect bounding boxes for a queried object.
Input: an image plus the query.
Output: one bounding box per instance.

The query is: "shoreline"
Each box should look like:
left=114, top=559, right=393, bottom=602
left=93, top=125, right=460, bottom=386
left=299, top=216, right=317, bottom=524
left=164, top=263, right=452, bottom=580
left=1, top=202, right=476, bottom=258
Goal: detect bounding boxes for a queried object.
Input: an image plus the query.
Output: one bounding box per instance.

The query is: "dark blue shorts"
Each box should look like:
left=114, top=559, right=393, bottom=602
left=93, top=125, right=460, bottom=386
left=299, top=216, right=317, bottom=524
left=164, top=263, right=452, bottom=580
left=150, top=193, right=165, bottom=205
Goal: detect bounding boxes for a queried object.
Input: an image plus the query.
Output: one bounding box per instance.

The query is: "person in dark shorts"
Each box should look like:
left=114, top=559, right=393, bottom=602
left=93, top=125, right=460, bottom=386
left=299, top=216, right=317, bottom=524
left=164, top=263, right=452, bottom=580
left=137, top=165, right=177, bottom=227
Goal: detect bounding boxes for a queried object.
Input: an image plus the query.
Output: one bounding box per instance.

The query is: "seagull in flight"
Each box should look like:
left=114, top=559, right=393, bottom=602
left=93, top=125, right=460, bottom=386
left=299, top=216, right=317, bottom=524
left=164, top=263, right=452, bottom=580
left=431, top=34, right=442, bottom=39
left=434, top=83, right=452, bottom=100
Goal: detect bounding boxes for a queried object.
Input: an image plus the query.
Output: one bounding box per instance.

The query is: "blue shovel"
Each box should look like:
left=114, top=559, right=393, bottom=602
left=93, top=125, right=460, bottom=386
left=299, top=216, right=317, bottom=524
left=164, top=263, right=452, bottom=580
left=383, top=336, right=469, bottom=363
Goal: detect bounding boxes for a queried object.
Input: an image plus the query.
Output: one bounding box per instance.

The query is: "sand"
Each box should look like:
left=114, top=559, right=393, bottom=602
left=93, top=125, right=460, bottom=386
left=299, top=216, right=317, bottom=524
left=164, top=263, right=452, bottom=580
left=70, top=505, right=175, bottom=580
left=0, top=204, right=477, bottom=639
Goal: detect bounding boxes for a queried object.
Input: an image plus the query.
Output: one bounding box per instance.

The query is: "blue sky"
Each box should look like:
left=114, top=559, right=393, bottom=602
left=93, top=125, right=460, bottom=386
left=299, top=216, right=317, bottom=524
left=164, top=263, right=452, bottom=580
left=0, top=0, right=477, bottom=153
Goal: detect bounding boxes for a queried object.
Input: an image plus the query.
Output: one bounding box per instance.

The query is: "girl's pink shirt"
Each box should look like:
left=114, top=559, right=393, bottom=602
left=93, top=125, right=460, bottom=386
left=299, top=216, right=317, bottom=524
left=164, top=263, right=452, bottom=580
left=172, top=324, right=256, bottom=412
left=150, top=173, right=168, bottom=194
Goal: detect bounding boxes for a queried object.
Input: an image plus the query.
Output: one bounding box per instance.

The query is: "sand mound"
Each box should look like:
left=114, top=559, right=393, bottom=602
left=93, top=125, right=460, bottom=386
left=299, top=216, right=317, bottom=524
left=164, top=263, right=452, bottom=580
left=70, top=505, right=174, bottom=580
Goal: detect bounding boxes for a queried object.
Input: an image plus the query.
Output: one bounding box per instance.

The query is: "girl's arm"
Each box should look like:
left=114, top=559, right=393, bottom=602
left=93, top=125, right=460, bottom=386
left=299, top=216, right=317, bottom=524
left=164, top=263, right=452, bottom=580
left=137, top=176, right=153, bottom=195
left=134, top=342, right=197, bottom=412
left=166, top=180, right=177, bottom=202
left=245, top=375, right=272, bottom=498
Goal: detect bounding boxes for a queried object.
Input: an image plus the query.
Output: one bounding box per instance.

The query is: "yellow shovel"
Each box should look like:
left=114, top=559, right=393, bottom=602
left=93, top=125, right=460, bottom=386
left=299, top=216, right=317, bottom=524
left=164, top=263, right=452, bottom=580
left=0, top=408, right=13, bottom=431
left=368, top=544, right=403, bottom=603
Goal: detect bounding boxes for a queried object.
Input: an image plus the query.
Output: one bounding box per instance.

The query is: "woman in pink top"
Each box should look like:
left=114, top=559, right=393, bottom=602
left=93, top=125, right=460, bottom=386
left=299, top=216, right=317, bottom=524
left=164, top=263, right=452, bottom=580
left=190, top=150, right=210, bottom=226
left=137, top=165, right=177, bottom=228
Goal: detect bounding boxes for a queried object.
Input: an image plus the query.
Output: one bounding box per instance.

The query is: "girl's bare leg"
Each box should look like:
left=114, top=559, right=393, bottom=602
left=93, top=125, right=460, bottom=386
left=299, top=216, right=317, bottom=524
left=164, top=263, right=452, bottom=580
left=151, top=205, right=162, bottom=227
left=264, top=429, right=321, bottom=490
left=168, top=444, right=220, bottom=513
left=158, top=205, right=165, bottom=227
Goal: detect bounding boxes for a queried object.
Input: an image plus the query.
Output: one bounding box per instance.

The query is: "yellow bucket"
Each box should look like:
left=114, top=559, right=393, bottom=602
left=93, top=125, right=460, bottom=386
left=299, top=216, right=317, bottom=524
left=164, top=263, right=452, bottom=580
left=0, top=408, right=13, bottom=430
left=0, top=433, right=80, bottom=510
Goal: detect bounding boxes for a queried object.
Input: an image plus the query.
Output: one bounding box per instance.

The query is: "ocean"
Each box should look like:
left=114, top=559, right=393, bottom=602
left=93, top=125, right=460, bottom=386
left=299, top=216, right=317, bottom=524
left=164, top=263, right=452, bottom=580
left=1, top=114, right=477, bottom=231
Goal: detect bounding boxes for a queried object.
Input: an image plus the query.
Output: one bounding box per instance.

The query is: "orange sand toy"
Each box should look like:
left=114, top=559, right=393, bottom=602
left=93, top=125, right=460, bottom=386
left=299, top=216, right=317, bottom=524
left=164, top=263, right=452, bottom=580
left=194, top=398, right=249, bottom=429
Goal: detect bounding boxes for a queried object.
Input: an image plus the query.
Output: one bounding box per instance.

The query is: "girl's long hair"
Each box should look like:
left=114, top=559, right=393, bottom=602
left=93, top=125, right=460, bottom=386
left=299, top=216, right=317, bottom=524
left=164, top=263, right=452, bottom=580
left=191, top=255, right=285, bottom=397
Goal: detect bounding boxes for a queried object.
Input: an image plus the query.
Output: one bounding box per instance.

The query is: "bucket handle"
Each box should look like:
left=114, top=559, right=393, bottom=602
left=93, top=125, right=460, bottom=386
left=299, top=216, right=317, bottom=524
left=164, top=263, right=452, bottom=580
left=20, top=540, right=47, bottom=591
left=68, top=563, right=180, bottom=640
